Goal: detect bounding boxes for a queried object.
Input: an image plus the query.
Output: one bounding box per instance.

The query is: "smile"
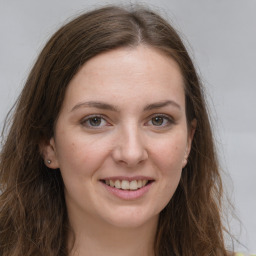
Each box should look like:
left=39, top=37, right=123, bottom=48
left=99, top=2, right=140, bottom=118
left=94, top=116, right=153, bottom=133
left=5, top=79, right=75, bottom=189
left=102, top=179, right=150, bottom=190
left=100, top=177, right=154, bottom=200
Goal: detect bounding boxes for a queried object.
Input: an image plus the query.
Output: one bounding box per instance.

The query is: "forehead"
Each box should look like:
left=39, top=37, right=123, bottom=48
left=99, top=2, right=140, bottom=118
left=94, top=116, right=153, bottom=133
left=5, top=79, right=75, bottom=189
left=62, top=46, right=185, bottom=110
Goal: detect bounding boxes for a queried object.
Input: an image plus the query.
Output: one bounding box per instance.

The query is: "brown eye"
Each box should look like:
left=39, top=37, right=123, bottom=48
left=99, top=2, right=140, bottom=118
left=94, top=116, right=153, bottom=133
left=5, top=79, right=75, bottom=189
left=81, top=115, right=109, bottom=128
left=152, top=116, right=164, bottom=126
left=89, top=117, right=102, bottom=126
left=146, top=114, right=174, bottom=128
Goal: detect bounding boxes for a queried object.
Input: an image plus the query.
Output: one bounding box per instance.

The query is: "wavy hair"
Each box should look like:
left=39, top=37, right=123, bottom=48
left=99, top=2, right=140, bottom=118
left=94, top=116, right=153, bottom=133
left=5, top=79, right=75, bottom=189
left=0, top=5, right=232, bottom=256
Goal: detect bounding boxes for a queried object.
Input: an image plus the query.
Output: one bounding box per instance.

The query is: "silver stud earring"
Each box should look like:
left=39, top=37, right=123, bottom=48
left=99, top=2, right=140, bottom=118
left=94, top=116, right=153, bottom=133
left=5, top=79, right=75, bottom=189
left=47, top=160, right=51, bottom=164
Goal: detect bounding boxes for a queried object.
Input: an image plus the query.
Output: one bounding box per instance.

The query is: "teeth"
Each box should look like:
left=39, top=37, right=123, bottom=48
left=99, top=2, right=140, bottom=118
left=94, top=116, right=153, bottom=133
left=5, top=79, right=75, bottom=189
left=137, top=180, right=142, bottom=188
left=114, top=180, right=121, bottom=189
left=105, top=179, right=149, bottom=190
left=129, top=180, right=138, bottom=190
left=109, top=180, right=115, bottom=187
left=121, top=180, right=130, bottom=190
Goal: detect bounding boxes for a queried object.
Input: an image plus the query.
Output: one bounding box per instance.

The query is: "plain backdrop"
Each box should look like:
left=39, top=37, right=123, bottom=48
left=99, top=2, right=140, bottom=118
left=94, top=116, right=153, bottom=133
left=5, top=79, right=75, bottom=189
left=0, top=0, right=255, bottom=252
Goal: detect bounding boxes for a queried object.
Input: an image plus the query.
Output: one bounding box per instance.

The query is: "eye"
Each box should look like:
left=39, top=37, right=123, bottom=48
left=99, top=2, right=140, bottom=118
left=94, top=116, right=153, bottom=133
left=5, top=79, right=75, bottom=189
left=81, top=115, right=109, bottom=128
left=146, top=114, right=174, bottom=127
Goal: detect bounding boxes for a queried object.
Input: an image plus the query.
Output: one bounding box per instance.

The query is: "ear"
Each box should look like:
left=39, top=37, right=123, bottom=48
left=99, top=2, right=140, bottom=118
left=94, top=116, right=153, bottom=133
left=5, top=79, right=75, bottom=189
left=182, top=119, right=197, bottom=168
left=40, top=137, right=60, bottom=169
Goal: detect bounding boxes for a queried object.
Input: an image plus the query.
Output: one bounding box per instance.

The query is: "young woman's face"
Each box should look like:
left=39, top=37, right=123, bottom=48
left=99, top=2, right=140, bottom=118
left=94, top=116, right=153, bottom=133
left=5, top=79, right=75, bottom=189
left=45, top=46, right=194, bottom=229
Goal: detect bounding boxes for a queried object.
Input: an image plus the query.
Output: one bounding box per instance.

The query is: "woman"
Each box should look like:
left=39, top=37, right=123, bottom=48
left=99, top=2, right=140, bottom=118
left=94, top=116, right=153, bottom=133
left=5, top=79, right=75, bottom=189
left=0, top=5, right=233, bottom=256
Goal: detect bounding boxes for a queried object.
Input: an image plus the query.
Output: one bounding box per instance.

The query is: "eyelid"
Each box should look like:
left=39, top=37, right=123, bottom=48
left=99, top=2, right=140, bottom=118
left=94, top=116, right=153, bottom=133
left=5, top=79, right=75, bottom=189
left=145, top=113, right=175, bottom=127
left=80, top=113, right=174, bottom=129
left=80, top=114, right=111, bottom=128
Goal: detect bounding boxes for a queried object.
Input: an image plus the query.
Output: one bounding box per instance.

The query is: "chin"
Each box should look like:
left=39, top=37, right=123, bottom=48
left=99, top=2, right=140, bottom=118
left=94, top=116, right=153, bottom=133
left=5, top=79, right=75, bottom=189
left=103, top=208, right=159, bottom=229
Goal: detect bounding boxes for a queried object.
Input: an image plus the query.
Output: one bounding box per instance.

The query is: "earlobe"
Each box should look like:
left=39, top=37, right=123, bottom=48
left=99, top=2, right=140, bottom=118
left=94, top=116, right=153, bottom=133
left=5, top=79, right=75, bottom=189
left=182, top=158, right=188, bottom=168
left=40, top=137, right=60, bottom=169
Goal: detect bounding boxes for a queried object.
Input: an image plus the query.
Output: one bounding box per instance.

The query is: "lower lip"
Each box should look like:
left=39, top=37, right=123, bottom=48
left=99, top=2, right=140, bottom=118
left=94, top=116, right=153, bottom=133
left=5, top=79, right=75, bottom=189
left=101, top=182, right=153, bottom=200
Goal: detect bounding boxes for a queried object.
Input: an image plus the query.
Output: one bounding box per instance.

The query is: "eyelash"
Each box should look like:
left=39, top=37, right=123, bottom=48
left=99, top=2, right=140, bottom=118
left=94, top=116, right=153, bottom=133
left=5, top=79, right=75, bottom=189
left=145, top=114, right=174, bottom=128
left=80, top=114, right=110, bottom=129
left=80, top=114, right=174, bottom=129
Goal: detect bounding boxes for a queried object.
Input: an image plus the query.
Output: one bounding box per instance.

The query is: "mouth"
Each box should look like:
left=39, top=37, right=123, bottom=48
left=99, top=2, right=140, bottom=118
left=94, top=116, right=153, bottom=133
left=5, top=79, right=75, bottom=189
left=100, top=179, right=154, bottom=191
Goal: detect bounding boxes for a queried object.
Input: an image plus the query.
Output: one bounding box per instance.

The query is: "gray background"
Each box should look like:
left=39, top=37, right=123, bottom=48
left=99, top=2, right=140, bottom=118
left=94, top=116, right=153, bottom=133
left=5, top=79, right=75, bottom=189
left=0, top=0, right=255, bottom=252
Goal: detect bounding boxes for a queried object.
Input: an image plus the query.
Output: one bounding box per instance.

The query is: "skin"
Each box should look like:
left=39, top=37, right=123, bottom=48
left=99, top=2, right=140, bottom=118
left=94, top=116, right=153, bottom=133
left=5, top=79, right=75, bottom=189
left=42, top=45, right=196, bottom=256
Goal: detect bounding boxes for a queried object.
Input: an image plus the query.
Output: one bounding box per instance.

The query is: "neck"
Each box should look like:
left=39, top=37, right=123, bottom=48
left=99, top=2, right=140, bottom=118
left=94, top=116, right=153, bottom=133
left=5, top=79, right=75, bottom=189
left=68, top=212, right=158, bottom=256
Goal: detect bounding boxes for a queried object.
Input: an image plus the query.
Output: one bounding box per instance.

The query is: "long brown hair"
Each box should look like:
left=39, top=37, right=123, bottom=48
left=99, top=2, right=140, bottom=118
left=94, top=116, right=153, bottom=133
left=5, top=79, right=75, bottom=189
left=0, top=5, right=233, bottom=256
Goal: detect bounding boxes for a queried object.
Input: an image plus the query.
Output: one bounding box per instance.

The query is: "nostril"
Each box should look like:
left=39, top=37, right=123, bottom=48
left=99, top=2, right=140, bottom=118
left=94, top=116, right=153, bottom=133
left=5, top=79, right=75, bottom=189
left=111, top=134, right=148, bottom=167
left=112, top=149, right=148, bottom=167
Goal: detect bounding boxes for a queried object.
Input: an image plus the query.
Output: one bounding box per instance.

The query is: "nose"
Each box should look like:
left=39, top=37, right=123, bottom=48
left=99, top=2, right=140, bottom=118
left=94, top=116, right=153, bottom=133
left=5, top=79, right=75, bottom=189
left=112, top=125, right=148, bottom=167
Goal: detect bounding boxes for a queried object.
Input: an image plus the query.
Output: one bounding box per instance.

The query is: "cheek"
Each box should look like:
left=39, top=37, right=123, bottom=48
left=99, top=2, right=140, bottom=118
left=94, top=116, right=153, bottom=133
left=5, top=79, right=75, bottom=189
left=150, top=132, right=186, bottom=203
left=150, top=133, right=187, bottom=173
left=55, top=132, right=112, bottom=177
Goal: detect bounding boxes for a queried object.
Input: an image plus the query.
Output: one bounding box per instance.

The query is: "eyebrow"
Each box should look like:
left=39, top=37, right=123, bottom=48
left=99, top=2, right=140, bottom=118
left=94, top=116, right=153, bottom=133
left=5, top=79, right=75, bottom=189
left=71, top=100, right=181, bottom=112
left=143, top=100, right=181, bottom=111
left=71, top=101, right=119, bottom=112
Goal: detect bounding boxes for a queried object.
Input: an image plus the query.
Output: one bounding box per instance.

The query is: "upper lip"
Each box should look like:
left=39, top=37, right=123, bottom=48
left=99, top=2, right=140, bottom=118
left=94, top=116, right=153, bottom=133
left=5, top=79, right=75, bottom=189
left=100, top=176, right=155, bottom=182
